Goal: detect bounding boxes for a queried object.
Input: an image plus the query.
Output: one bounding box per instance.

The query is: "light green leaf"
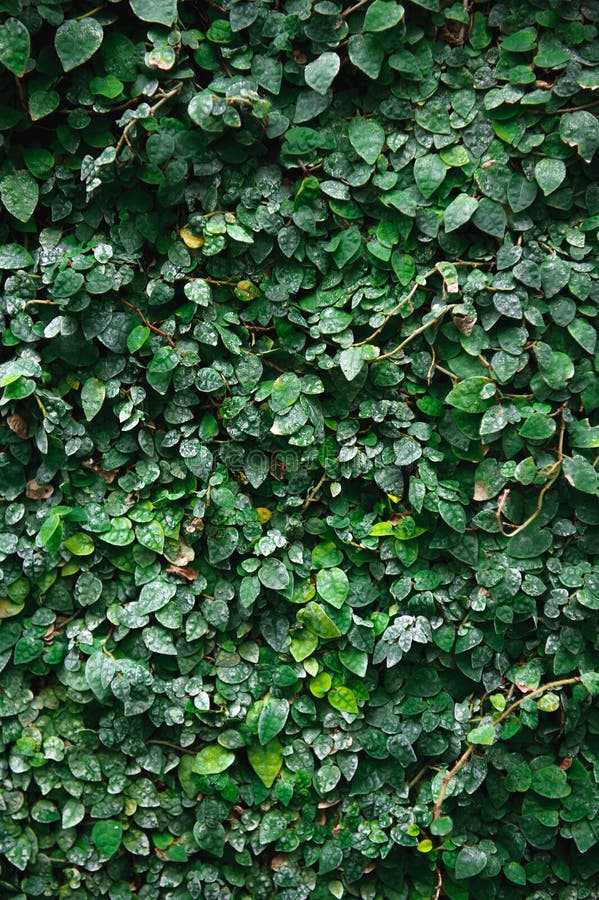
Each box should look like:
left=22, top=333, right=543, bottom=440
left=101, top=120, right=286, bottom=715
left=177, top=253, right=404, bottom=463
left=316, top=567, right=349, bottom=608
left=304, top=52, right=340, bottom=95
left=328, top=686, right=358, bottom=714
left=348, top=33, right=384, bottom=79
left=55, top=18, right=104, bottom=72
left=297, top=601, right=341, bottom=639
left=467, top=723, right=496, bottom=745
left=193, top=745, right=235, bottom=775
left=455, top=846, right=488, bottom=879
left=247, top=739, right=283, bottom=788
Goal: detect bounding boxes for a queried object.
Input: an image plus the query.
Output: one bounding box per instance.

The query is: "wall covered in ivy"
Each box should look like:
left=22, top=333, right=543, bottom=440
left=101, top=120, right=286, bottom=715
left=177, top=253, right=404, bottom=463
left=0, top=0, right=598, bottom=897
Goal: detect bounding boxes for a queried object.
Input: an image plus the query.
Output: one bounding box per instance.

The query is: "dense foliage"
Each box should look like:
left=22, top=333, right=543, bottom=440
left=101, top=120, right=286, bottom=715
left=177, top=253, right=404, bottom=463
left=1, top=0, right=599, bottom=897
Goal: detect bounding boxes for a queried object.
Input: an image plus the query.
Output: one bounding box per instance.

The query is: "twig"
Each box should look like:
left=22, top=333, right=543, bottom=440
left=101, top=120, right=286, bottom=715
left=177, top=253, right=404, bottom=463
left=496, top=415, right=566, bottom=537
left=115, top=86, right=182, bottom=159
left=24, top=299, right=59, bottom=308
left=302, top=474, right=328, bottom=512
left=432, top=676, right=581, bottom=819
left=239, top=348, right=285, bottom=373
left=341, top=0, right=370, bottom=17
left=146, top=739, right=196, bottom=755
left=353, top=268, right=436, bottom=348
left=119, top=298, right=177, bottom=348
left=33, top=393, right=47, bottom=418
left=432, top=868, right=443, bottom=900
left=372, top=305, right=457, bottom=364
left=77, top=4, right=103, bottom=19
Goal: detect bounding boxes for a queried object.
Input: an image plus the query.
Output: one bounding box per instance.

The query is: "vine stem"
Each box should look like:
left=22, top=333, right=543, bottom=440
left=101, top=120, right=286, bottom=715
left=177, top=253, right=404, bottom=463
left=372, top=305, right=457, bottom=363
left=119, top=297, right=177, bottom=349
left=341, top=0, right=370, bottom=17
left=115, top=86, right=182, bottom=159
left=432, top=676, right=581, bottom=819
left=146, top=739, right=196, bottom=755
left=302, top=473, right=328, bottom=512
left=496, top=414, right=566, bottom=537
left=353, top=268, right=436, bottom=348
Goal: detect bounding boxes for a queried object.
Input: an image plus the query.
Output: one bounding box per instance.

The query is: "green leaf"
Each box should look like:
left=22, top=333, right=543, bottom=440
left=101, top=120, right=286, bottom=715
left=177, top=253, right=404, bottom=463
left=348, top=34, right=384, bottom=79
left=91, top=820, right=123, bottom=859
left=444, top=194, right=479, bottom=232
left=0, top=243, right=34, bottom=269
left=328, top=686, right=358, bottom=714
left=304, top=52, right=340, bottom=95
left=81, top=377, right=106, bottom=421
left=316, top=567, right=349, bottom=608
left=472, top=198, right=506, bottom=239
left=0, top=18, right=30, bottom=78
left=0, top=171, right=38, bottom=223
left=348, top=117, right=385, bottom=165
left=62, top=799, right=85, bottom=829
left=455, top=846, right=488, bottom=879
left=501, top=29, right=537, bottom=52
left=580, top=672, right=599, bottom=696
left=247, top=739, right=283, bottom=788
left=363, top=0, right=404, bottom=31
left=297, top=602, right=341, bottom=639
left=414, top=155, right=447, bottom=199
left=193, top=745, right=235, bottom=775
left=258, top=699, right=289, bottom=745
left=55, top=18, right=104, bottom=72
left=531, top=765, right=570, bottom=799
left=562, top=456, right=599, bottom=495
left=560, top=111, right=599, bottom=163
left=85, top=651, right=116, bottom=700
left=127, top=324, right=151, bottom=353
left=129, top=0, right=178, bottom=26
left=270, top=372, right=302, bottom=412
left=258, top=558, right=290, bottom=591
left=339, top=346, right=365, bottom=381
left=534, top=158, right=566, bottom=195
left=445, top=377, right=495, bottom=413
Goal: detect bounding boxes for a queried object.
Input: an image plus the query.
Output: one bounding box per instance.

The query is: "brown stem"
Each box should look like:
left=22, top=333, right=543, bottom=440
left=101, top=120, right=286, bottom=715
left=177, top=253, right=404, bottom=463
left=432, top=676, right=581, bottom=819
left=302, top=474, right=328, bottom=513
left=353, top=268, right=436, bottom=348
left=341, top=0, right=370, bottom=17
left=372, top=305, right=457, bottom=364
left=146, top=739, right=196, bottom=755
left=497, top=415, right=566, bottom=537
left=116, top=86, right=182, bottom=158
left=119, top=298, right=177, bottom=348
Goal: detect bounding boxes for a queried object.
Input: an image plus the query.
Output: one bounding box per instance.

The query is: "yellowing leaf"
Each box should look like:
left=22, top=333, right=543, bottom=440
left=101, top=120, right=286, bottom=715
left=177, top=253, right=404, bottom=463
left=179, top=225, right=204, bottom=249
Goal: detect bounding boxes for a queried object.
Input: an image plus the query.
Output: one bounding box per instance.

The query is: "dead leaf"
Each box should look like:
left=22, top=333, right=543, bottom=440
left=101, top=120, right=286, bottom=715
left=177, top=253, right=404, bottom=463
left=473, top=481, right=490, bottom=501
left=26, top=479, right=54, bottom=500
left=7, top=414, right=29, bottom=438
left=164, top=539, right=196, bottom=565
left=165, top=565, right=199, bottom=581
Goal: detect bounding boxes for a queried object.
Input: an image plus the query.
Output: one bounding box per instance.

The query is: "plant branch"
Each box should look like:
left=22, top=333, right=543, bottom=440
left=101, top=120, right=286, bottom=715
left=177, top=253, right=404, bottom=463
left=119, top=297, right=177, bottom=348
left=341, top=0, right=370, bottom=17
left=116, top=86, right=182, bottom=159
left=496, top=415, right=566, bottom=537
left=432, top=675, right=581, bottom=819
left=302, top=473, right=328, bottom=512
left=372, top=305, right=457, bottom=363
left=353, top=268, right=436, bottom=348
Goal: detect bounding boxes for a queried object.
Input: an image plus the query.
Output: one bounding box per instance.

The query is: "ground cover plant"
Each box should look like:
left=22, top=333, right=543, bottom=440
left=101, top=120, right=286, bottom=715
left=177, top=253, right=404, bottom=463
left=0, top=0, right=598, bottom=897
